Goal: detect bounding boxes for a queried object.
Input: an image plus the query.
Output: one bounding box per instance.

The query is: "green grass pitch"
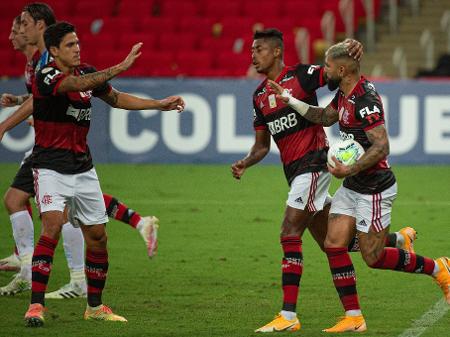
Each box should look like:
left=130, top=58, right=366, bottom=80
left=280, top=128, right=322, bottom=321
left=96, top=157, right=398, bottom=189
left=0, top=163, right=449, bottom=336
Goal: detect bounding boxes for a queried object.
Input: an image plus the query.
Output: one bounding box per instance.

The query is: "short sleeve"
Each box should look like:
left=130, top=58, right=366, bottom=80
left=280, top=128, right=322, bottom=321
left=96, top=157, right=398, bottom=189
left=80, top=65, right=112, bottom=97
left=355, top=93, right=385, bottom=131
left=295, top=64, right=325, bottom=93
left=253, top=100, right=267, bottom=131
left=36, top=66, right=67, bottom=96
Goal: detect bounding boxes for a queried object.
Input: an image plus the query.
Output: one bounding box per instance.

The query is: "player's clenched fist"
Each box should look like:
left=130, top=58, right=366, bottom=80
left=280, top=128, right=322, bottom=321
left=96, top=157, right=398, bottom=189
left=231, top=160, right=246, bottom=180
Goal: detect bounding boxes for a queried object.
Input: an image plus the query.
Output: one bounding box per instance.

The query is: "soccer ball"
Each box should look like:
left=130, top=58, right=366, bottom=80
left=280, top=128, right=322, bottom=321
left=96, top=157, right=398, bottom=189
left=327, top=139, right=365, bottom=168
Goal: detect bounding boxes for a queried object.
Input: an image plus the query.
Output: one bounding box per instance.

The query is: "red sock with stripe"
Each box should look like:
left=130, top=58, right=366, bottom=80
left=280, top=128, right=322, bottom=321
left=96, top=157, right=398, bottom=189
left=281, top=236, right=303, bottom=312
left=325, top=247, right=360, bottom=312
left=31, top=235, right=58, bottom=305
left=85, top=248, right=109, bottom=307
left=370, top=247, right=435, bottom=274
left=103, top=194, right=142, bottom=228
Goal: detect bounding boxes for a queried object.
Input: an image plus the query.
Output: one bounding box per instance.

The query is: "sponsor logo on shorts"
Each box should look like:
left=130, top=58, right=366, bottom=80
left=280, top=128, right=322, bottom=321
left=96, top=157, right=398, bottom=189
left=41, top=194, right=52, bottom=205
left=295, top=196, right=303, bottom=204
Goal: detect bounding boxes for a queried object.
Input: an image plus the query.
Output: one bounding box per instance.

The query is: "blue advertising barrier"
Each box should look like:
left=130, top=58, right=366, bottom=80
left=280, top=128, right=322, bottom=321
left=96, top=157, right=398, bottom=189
left=1, top=78, right=450, bottom=164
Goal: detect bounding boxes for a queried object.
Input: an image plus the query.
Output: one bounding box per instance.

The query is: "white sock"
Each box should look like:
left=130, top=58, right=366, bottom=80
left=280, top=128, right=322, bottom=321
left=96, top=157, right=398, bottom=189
left=345, top=310, right=362, bottom=317
left=280, top=310, right=297, bottom=320
left=136, top=218, right=146, bottom=231
left=432, top=261, right=440, bottom=276
left=19, top=253, right=32, bottom=281
left=394, top=232, right=404, bottom=248
left=10, top=210, right=34, bottom=257
left=62, top=222, right=85, bottom=273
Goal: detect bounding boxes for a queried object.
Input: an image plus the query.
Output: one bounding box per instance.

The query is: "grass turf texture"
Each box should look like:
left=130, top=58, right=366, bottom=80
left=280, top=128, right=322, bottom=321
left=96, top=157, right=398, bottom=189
left=0, top=163, right=449, bottom=337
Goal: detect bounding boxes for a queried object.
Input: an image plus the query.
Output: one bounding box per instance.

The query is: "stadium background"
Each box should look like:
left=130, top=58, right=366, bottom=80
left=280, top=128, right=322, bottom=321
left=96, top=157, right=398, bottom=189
left=0, top=0, right=449, bottom=336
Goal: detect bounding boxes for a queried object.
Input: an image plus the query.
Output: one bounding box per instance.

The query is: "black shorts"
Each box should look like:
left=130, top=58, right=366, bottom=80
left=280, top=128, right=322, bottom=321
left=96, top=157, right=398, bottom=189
left=11, top=156, right=35, bottom=196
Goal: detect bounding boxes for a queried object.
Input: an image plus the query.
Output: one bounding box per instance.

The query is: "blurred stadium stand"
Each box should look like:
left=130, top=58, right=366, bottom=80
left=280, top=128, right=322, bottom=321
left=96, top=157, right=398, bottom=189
left=2, top=0, right=450, bottom=78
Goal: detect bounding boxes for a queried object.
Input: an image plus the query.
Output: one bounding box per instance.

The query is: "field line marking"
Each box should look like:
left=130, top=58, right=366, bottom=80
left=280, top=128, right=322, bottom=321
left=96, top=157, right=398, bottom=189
left=397, top=298, right=449, bottom=337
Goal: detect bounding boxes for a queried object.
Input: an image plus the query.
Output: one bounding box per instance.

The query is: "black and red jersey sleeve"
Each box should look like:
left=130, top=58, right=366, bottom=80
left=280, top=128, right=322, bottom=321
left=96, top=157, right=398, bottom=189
left=253, top=99, right=267, bottom=131
left=36, top=65, right=67, bottom=97
left=294, top=64, right=325, bottom=93
left=79, top=64, right=112, bottom=97
left=355, top=92, right=385, bottom=131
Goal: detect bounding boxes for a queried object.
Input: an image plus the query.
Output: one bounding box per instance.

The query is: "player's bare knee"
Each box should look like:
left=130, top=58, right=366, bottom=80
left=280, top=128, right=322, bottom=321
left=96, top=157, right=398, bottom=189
left=4, top=189, right=26, bottom=213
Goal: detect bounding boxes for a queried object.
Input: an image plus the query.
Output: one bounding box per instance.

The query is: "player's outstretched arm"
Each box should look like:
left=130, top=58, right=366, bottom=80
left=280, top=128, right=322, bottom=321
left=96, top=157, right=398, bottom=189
left=1, top=93, right=31, bottom=107
left=0, top=97, right=33, bottom=141
left=268, top=80, right=338, bottom=126
left=100, top=88, right=185, bottom=112
left=231, top=130, right=271, bottom=180
left=57, top=43, right=143, bottom=94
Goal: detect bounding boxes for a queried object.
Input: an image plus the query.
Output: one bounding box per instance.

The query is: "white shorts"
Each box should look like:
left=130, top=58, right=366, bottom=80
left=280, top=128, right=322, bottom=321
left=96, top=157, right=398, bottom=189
left=329, top=183, right=397, bottom=233
left=286, top=171, right=331, bottom=212
left=33, top=168, right=108, bottom=226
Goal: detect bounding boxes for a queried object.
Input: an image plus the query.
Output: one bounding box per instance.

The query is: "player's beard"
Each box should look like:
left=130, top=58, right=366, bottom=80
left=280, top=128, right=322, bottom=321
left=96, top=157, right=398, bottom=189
left=327, top=77, right=341, bottom=91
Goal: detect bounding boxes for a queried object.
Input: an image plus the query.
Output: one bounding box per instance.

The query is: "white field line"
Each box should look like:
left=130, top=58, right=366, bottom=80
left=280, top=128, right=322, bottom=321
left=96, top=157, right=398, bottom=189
left=397, top=298, right=449, bottom=337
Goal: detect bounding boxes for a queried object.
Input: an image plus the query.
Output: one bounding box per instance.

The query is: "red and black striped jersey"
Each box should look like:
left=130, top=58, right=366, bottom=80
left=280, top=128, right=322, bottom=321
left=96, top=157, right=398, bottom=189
left=25, top=50, right=41, bottom=94
left=31, top=61, right=111, bottom=174
left=330, top=76, right=396, bottom=194
left=253, top=64, right=328, bottom=185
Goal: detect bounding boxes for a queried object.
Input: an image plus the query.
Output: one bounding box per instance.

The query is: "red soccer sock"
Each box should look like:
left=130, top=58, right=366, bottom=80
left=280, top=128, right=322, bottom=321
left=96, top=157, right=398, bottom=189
left=325, top=247, right=360, bottom=312
left=103, top=194, right=142, bottom=228
left=31, top=235, right=58, bottom=305
left=281, top=236, right=303, bottom=312
left=85, top=248, right=109, bottom=307
left=370, top=247, right=435, bottom=274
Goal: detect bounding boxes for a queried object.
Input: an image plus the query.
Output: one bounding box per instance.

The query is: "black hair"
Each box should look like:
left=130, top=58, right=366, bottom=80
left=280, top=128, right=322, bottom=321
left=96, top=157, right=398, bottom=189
left=44, top=21, right=76, bottom=56
left=253, top=28, right=284, bottom=50
left=14, top=15, right=21, bottom=25
left=23, top=3, right=56, bottom=27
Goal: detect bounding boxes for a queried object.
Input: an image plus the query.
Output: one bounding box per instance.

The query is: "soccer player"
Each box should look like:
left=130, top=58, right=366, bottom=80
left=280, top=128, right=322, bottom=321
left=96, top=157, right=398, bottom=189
left=270, top=41, right=450, bottom=332
left=22, top=21, right=184, bottom=327
left=231, top=28, right=418, bottom=333
left=0, top=4, right=159, bottom=298
left=0, top=15, right=38, bottom=272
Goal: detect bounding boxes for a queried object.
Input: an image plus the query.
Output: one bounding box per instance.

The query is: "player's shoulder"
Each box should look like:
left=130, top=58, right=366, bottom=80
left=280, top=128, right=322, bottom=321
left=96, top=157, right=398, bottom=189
left=293, top=63, right=321, bottom=75
left=37, top=61, right=59, bottom=77
left=77, top=63, right=97, bottom=74
left=354, top=77, right=381, bottom=103
left=253, top=78, right=268, bottom=97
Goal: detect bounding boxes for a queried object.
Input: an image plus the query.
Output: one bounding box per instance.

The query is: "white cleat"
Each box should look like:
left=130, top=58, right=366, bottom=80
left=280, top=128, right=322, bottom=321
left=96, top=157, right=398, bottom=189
left=139, top=216, right=159, bottom=258
left=0, top=273, right=31, bottom=295
left=0, top=254, right=21, bottom=272
left=46, top=282, right=87, bottom=299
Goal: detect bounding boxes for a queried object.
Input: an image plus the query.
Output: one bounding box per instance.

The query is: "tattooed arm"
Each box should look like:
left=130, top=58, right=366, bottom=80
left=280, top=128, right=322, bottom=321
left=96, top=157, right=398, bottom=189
left=329, top=124, right=389, bottom=178
left=267, top=79, right=338, bottom=126
left=100, top=88, right=185, bottom=112
left=57, top=43, right=143, bottom=94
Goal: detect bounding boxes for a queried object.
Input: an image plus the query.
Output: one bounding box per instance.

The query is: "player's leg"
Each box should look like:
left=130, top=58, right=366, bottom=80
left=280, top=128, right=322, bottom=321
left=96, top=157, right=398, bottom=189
left=24, top=168, right=69, bottom=327
left=322, top=186, right=366, bottom=333
left=103, top=193, right=159, bottom=257
left=256, top=171, right=330, bottom=333
left=357, top=184, right=449, bottom=304
left=1, top=158, right=36, bottom=293
left=46, top=222, right=87, bottom=299
left=73, top=169, right=126, bottom=322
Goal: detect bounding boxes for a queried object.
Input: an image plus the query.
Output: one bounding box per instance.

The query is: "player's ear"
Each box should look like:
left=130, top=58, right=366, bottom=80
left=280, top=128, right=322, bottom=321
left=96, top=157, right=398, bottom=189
left=49, top=46, right=58, bottom=58
left=274, top=47, right=281, bottom=58
left=36, top=19, right=46, bottom=32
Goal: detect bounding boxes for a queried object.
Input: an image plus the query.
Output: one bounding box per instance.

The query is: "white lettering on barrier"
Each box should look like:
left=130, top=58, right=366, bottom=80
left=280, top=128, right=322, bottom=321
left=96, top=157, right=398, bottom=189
left=217, top=95, right=253, bottom=152
left=110, top=93, right=158, bottom=154
left=0, top=107, right=35, bottom=151
left=162, top=93, right=211, bottom=154
left=425, top=96, right=450, bottom=154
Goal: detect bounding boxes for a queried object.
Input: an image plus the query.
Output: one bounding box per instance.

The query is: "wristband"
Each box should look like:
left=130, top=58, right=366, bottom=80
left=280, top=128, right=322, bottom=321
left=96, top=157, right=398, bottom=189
left=281, top=90, right=310, bottom=116
left=16, top=96, right=24, bottom=105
